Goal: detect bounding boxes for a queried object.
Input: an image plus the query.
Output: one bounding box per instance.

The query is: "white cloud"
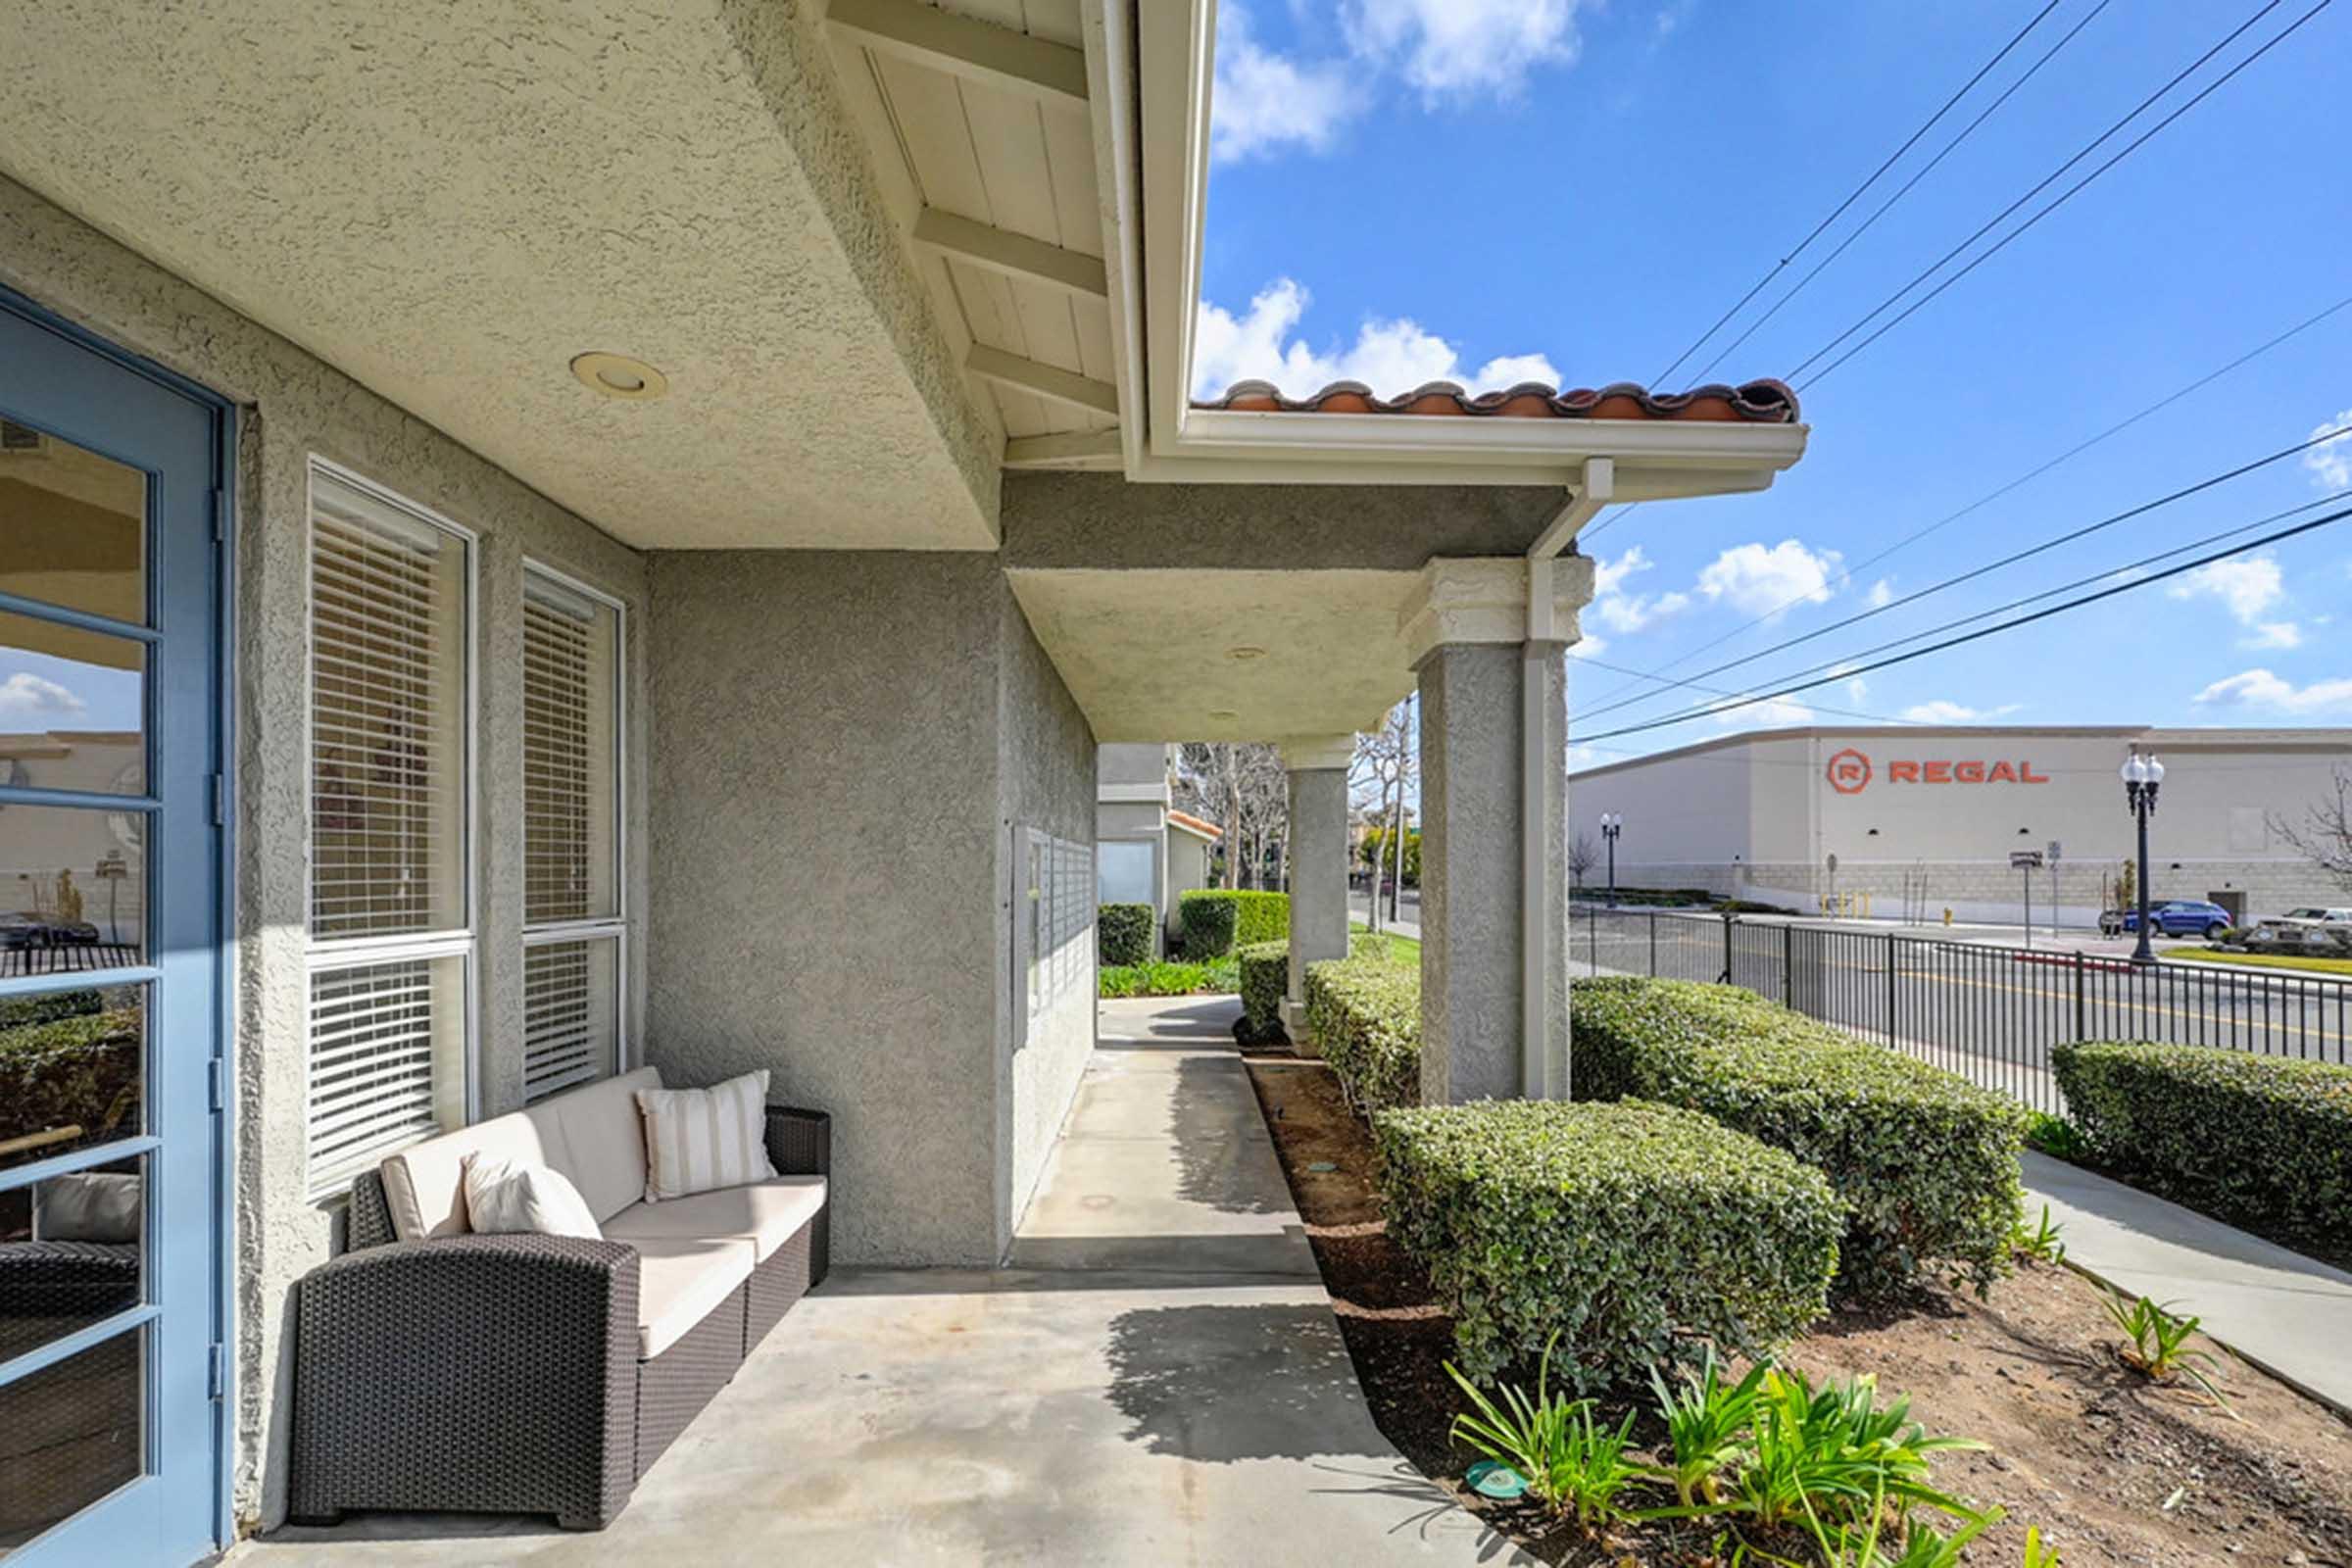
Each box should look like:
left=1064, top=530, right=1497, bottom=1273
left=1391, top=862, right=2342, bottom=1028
left=2307, top=407, right=2352, bottom=492
left=1342, top=0, right=1585, bottom=101
left=2168, top=554, right=2283, bottom=624
left=0, top=672, right=86, bottom=718
left=1899, top=699, right=2022, bottom=724
left=1866, top=578, right=1894, bottom=609
left=1211, top=5, right=1357, bottom=164
left=1695, top=539, right=1843, bottom=618
left=1587, top=546, right=1691, bottom=635
left=1192, top=277, right=1558, bottom=399
left=2193, top=668, right=2352, bottom=712
left=2243, top=620, right=2303, bottom=651
left=1567, top=633, right=1607, bottom=660
left=1717, top=695, right=1819, bottom=728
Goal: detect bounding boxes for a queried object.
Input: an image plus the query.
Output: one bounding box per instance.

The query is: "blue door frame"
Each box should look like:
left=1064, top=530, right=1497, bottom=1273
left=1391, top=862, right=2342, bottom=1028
left=0, top=286, right=234, bottom=1565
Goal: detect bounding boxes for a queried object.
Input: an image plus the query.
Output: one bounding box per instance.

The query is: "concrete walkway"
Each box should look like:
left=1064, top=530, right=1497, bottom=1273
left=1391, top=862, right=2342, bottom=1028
left=2023, top=1152, right=2352, bottom=1416
left=239, top=996, right=1523, bottom=1565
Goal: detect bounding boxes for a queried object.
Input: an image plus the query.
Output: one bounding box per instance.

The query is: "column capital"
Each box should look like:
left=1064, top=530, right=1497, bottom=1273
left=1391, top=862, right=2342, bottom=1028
left=1397, top=556, right=1596, bottom=667
left=1278, top=735, right=1355, bottom=772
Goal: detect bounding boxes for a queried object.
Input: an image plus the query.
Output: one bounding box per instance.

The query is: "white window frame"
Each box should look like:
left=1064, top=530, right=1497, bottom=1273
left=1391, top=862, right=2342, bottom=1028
left=520, top=558, right=629, bottom=1101
left=302, top=456, right=479, bottom=1195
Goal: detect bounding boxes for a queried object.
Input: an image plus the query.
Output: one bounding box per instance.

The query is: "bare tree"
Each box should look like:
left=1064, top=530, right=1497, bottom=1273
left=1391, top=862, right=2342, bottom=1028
left=2271, top=765, right=2352, bottom=893
left=1176, top=742, right=1290, bottom=889
left=1569, top=832, right=1598, bottom=891
left=1350, top=697, right=1417, bottom=930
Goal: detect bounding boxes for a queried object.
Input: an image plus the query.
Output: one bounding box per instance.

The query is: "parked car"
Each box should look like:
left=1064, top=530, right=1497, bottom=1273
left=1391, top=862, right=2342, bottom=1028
left=2238, top=906, right=2352, bottom=956
left=2096, top=900, right=2233, bottom=940
left=0, top=912, right=103, bottom=950
left=2273, top=906, right=2352, bottom=926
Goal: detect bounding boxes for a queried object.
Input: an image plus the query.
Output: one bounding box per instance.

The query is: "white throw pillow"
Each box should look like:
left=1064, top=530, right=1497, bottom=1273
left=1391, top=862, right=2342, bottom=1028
left=461, top=1153, right=603, bottom=1239
left=636, top=1070, right=776, bottom=1202
left=34, top=1171, right=142, bottom=1243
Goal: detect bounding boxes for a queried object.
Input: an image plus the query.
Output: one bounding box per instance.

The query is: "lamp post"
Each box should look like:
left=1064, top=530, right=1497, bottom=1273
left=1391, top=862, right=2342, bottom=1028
left=1599, top=812, right=1623, bottom=908
left=2120, top=751, right=2165, bottom=967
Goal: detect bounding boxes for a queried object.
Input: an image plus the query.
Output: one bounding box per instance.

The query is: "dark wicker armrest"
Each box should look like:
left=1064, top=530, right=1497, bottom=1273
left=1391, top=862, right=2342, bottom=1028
left=764, top=1104, right=831, bottom=1176
left=763, top=1105, right=831, bottom=1288
left=291, top=1234, right=643, bottom=1530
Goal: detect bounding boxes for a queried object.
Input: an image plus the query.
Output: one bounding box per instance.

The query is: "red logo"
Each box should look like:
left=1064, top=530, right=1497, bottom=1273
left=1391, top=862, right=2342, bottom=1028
left=1826, top=748, right=1872, bottom=795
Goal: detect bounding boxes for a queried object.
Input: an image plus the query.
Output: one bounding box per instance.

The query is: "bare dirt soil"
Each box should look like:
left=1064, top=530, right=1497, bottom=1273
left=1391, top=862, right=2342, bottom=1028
left=1245, top=1054, right=2352, bottom=1567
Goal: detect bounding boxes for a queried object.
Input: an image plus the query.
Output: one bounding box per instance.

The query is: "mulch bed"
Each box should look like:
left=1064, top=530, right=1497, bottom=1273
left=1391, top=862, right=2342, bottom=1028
left=1244, top=1053, right=2352, bottom=1567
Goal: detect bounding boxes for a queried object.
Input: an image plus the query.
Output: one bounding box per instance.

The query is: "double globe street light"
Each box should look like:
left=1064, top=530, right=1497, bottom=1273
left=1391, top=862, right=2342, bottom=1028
left=1599, top=812, right=1624, bottom=908
left=2120, top=750, right=2166, bottom=967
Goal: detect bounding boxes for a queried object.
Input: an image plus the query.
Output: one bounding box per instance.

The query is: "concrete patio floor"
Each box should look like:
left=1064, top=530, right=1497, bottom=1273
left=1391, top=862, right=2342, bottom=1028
left=236, top=995, right=1525, bottom=1565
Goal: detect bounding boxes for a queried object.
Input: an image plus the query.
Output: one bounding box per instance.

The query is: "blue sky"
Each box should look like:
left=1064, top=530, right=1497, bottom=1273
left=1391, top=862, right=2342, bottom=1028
left=1200, top=0, right=2352, bottom=766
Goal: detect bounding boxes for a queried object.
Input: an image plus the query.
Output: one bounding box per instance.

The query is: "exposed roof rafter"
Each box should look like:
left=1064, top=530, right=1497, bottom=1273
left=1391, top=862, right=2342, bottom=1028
left=911, top=207, right=1107, bottom=300
left=966, top=345, right=1120, bottom=418
left=826, top=0, right=1089, bottom=109
left=1004, top=429, right=1123, bottom=469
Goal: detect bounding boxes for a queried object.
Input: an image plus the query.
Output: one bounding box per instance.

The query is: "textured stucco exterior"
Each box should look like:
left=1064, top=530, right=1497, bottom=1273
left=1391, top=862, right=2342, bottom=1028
left=0, top=0, right=1001, bottom=551
left=644, top=552, right=1095, bottom=1270
left=1572, top=725, right=2352, bottom=925
left=0, top=174, right=651, bottom=1533
left=1417, top=643, right=1569, bottom=1103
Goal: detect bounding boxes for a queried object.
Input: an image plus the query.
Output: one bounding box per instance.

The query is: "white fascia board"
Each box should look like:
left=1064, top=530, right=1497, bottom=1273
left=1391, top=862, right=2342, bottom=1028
left=1137, top=0, right=1214, bottom=465
left=1098, top=781, right=1171, bottom=804
left=1175, top=409, right=1809, bottom=472
left=1082, top=0, right=1149, bottom=476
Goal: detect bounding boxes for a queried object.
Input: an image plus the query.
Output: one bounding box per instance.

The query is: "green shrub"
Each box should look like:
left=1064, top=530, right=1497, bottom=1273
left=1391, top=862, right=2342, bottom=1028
left=2053, top=1041, right=2352, bottom=1258
left=1347, top=929, right=1412, bottom=967
left=1571, top=977, right=2030, bottom=1299
left=0, top=988, right=103, bottom=1030
left=1097, top=902, right=1155, bottom=968
left=1176, top=889, right=1288, bottom=958
left=0, top=1004, right=142, bottom=1151
left=1236, top=941, right=1289, bottom=1043
left=1374, top=1099, right=1843, bottom=1386
left=1303, top=956, right=1421, bottom=1113
left=1098, top=958, right=1238, bottom=999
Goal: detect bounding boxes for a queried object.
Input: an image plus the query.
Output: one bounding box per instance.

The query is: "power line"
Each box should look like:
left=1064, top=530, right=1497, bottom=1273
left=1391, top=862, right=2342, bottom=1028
left=1571, top=501, right=2352, bottom=744
left=1582, top=290, right=2352, bottom=712
left=1691, top=0, right=2116, bottom=384
left=1789, top=0, right=2335, bottom=389
left=1589, top=490, right=2348, bottom=720
left=1572, top=652, right=1931, bottom=729
left=1575, top=421, right=2350, bottom=728
left=1648, top=0, right=2066, bottom=387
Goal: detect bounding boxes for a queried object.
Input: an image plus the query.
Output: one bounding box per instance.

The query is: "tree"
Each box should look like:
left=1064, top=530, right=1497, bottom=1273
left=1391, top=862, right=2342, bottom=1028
left=1568, top=832, right=1597, bottom=891
left=1175, top=742, right=1291, bottom=889
left=2271, top=765, right=2352, bottom=893
left=1350, top=697, right=1417, bottom=930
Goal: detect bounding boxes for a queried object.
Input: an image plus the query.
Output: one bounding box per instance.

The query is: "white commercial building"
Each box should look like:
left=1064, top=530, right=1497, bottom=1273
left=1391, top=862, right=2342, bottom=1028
left=1570, top=726, right=2352, bottom=928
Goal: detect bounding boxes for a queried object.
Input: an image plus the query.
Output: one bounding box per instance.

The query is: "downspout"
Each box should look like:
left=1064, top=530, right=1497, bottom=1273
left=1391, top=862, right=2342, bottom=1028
left=1523, top=457, right=1613, bottom=1099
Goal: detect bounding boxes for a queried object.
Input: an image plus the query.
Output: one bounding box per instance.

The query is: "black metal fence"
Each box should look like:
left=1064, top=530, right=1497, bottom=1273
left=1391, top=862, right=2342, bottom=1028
left=0, top=943, right=140, bottom=981
left=1567, top=907, right=2352, bottom=1116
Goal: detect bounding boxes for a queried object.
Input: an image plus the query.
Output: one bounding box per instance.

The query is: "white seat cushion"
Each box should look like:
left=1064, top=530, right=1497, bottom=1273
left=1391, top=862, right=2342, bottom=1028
left=380, top=1104, right=574, bottom=1242
left=626, top=1234, right=756, bottom=1359
left=601, top=1178, right=826, bottom=1264
left=545, top=1066, right=662, bottom=1224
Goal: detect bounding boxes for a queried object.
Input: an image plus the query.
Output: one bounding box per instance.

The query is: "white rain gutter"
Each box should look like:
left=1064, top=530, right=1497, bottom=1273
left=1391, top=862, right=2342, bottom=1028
left=1522, top=456, right=1613, bottom=1098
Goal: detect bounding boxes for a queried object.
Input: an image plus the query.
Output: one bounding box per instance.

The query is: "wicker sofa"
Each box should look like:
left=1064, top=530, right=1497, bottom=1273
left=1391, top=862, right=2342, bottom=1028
left=289, top=1066, right=829, bottom=1531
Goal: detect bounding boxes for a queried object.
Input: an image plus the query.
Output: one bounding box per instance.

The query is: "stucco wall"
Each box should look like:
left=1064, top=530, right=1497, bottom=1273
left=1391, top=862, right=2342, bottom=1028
left=0, top=173, right=651, bottom=1532
left=644, top=552, right=1095, bottom=1269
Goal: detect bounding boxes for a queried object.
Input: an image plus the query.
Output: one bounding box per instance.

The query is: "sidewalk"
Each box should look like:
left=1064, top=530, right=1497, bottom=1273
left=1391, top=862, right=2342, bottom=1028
left=2022, top=1152, right=2352, bottom=1417
left=241, top=996, right=1524, bottom=1565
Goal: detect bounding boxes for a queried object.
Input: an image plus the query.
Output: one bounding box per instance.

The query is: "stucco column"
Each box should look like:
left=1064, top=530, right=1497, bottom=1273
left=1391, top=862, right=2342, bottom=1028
left=1279, top=736, right=1354, bottom=1033
left=1400, top=558, right=1594, bottom=1103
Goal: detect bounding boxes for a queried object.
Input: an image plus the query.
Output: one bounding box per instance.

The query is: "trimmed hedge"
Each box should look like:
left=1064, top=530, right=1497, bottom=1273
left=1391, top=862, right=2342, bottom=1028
left=1302, top=955, right=1420, bottom=1113
left=1373, top=1099, right=1844, bottom=1387
left=1097, top=902, right=1155, bottom=968
left=2054, top=1041, right=2352, bottom=1258
left=1237, top=941, right=1289, bottom=1043
left=1177, top=889, right=1288, bottom=958
left=1, top=1004, right=142, bottom=1152
left=1571, top=976, right=2030, bottom=1299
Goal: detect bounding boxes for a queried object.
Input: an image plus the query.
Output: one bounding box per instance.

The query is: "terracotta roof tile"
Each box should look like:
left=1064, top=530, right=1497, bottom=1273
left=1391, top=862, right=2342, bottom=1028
left=1166, top=808, right=1224, bottom=841
left=1192, top=377, right=1800, bottom=423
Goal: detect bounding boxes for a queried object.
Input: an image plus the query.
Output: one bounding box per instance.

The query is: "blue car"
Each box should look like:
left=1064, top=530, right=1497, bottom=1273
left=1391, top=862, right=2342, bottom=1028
left=2099, top=900, right=2233, bottom=940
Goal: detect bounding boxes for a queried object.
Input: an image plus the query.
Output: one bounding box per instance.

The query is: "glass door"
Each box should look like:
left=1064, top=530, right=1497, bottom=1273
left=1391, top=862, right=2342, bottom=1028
left=0, top=291, right=227, bottom=1565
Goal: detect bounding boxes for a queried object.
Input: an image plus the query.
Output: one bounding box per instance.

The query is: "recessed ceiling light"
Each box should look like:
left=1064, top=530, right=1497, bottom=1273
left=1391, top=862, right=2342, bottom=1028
left=1227, top=646, right=1267, bottom=662
left=570, top=352, right=669, bottom=401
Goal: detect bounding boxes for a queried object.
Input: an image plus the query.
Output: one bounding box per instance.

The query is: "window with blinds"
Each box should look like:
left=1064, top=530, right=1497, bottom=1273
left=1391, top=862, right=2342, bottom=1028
left=304, top=465, right=475, bottom=1193
left=521, top=565, right=623, bottom=1103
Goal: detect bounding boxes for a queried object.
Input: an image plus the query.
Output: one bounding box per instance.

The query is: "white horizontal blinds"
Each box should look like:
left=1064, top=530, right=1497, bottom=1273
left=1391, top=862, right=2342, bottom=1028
left=1026, top=831, right=1094, bottom=1022
left=522, top=940, right=617, bottom=1102
left=521, top=565, right=623, bottom=1104
left=309, top=475, right=469, bottom=939
left=305, top=466, right=474, bottom=1194
left=306, top=955, right=467, bottom=1186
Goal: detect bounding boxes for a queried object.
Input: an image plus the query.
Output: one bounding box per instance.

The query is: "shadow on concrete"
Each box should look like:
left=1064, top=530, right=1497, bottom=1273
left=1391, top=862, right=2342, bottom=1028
left=1307, top=1459, right=1533, bottom=1563
left=1099, top=996, right=1243, bottom=1041
left=1103, top=1302, right=1389, bottom=1463
left=2027, top=1152, right=2352, bottom=1286
left=1170, top=1052, right=1289, bottom=1217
